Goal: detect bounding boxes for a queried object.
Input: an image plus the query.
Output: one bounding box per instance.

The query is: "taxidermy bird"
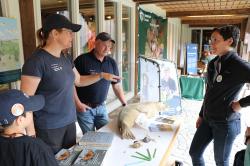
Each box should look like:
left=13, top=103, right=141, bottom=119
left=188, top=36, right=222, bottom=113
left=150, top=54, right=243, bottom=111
left=118, top=102, right=167, bottom=140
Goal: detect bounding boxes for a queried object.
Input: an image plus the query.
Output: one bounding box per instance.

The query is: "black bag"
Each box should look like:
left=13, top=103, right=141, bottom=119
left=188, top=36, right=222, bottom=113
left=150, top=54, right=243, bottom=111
left=233, top=149, right=245, bottom=166
left=175, top=160, right=183, bottom=166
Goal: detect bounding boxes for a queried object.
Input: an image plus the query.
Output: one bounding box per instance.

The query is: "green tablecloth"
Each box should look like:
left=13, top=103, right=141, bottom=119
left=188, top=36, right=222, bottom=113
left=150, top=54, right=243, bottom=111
left=179, top=75, right=205, bottom=100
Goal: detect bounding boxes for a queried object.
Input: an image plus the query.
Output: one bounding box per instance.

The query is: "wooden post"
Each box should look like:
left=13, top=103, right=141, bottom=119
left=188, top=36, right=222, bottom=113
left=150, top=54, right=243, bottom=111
left=19, top=0, right=36, bottom=61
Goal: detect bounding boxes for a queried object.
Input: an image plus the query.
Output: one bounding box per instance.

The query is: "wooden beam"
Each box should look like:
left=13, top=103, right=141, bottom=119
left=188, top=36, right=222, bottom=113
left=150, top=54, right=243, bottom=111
left=167, top=8, right=250, bottom=17
left=133, top=0, right=188, bottom=4
left=183, top=19, right=244, bottom=27
left=188, top=23, right=238, bottom=27
left=19, top=0, right=36, bottom=61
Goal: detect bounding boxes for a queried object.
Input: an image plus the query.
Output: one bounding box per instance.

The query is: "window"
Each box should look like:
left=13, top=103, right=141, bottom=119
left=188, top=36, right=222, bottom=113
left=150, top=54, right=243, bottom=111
left=0, top=1, right=2, bottom=16
left=105, top=1, right=117, bottom=103
left=105, top=1, right=116, bottom=58
left=122, top=5, right=131, bottom=92
left=79, top=0, right=96, bottom=54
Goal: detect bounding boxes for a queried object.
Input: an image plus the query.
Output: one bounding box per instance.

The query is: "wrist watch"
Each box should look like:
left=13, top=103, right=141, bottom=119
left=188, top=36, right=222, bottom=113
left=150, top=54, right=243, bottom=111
left=99, top=72, right=103, bottom=79
left=122, top=103, right=127, bottom=107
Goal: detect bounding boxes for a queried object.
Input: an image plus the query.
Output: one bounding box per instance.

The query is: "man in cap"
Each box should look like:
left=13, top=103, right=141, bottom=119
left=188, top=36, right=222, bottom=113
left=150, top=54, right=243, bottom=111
left=74, top=32, right=127, bottom=134
left=0, top=89, right=58, bottom=166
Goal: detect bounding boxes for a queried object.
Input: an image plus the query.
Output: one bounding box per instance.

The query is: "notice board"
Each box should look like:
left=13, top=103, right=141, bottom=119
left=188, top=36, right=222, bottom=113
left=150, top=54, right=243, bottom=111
left=186, top=43, right=198, bottom=75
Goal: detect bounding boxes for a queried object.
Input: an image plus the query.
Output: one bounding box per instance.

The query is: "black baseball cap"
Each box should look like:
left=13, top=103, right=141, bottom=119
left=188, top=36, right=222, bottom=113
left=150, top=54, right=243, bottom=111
left=0, top=89, right=45, bottom=126
left=96, top=32, right=115, bottom=43
left=43, top=13, right=82, bottom=32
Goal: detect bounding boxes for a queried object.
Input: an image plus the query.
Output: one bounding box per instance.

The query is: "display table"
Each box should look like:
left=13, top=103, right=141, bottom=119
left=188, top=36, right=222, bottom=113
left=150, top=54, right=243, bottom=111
left=99, top=115, right=181, bottom=166
left=179, top=75, right=205, bottom=100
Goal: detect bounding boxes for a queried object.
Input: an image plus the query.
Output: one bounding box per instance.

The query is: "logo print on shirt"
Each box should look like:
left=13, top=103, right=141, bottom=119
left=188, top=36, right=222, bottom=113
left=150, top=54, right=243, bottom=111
left=51, top=64, right=62, bottom=71
left=89, top=69, right=97, bottom=75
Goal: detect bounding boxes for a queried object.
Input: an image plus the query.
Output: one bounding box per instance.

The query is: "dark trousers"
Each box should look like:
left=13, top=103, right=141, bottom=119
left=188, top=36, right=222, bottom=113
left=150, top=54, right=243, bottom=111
left=36, top=122, right=76, bottom=154
left=233, top=150, right=245, bottom=166
left=189, top=119, right=240, bottom=166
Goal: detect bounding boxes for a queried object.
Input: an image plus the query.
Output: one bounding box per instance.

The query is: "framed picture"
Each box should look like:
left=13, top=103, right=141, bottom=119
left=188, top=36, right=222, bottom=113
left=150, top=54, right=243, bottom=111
left=0, top=17, right=21, bottom=84
left=0, top=83, right=10, bottom=92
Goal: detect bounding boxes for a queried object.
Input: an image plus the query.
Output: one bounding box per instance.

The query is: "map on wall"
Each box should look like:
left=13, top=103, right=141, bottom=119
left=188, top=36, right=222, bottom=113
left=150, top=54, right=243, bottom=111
left=0, top=17, right=21, bottom=84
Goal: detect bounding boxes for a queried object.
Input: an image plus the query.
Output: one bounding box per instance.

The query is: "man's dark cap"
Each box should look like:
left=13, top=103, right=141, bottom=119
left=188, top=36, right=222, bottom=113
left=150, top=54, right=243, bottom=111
left=43, top=13, right=81, bottom=32
left=96, top=32, right=115, bottom=43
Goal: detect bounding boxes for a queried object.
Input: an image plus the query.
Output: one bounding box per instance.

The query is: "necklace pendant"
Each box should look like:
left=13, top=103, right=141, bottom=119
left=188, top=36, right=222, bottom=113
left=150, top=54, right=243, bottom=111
left=216, top=75, right=222, bottom=82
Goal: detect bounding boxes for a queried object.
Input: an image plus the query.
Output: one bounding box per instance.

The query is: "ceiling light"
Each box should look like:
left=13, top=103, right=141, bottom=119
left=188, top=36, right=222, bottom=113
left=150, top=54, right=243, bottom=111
left=105, top=15, right=112, bottom=20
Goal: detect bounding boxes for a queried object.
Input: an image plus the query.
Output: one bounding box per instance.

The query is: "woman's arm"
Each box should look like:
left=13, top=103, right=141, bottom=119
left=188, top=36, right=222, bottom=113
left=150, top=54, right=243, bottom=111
left=20, top=75, right=41, bottom=136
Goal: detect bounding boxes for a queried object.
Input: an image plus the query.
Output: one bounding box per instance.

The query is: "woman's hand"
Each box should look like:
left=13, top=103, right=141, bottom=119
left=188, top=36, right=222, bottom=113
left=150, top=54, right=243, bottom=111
left=231, top=101, right=241, bottom=112
left=196, top=117, right=203, bottom=128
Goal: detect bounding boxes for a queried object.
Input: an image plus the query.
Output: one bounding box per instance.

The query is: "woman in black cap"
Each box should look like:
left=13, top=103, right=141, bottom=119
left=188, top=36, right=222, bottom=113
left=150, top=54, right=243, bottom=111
left=21, top=14, right=120, bottom=153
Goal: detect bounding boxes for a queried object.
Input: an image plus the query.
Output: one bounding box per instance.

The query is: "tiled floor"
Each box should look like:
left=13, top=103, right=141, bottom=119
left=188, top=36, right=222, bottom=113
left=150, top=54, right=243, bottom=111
left=169, top=98, right=248, bottom=166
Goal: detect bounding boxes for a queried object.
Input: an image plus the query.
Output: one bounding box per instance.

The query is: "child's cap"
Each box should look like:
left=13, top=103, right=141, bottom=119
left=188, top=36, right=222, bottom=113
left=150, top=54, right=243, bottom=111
left=0, top=89, right=45, bottom=126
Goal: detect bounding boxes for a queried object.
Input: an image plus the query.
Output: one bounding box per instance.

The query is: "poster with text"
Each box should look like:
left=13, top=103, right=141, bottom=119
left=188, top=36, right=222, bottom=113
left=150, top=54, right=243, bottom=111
left=139, top=57, right=160, bottom=102
left=138, top=8, right=167, bottom=59
left=156, top=59, right=182, bottom=115
left=186, top=43, right=198, bottom=75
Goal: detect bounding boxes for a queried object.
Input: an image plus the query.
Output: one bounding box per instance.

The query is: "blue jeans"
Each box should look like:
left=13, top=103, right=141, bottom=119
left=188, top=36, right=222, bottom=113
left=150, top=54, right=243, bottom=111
left=77, top=104, right=109, bottom=134
left=189, top=119, right=241, bottom=166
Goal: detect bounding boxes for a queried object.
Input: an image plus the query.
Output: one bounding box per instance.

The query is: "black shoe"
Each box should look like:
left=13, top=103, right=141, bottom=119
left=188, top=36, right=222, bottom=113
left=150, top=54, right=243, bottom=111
left=175, top=161, right=183, bottom=166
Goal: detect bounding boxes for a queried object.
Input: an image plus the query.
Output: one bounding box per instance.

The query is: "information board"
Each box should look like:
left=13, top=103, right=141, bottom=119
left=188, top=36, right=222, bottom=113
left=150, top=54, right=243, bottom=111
left=186, top=43, right=198, bottom=75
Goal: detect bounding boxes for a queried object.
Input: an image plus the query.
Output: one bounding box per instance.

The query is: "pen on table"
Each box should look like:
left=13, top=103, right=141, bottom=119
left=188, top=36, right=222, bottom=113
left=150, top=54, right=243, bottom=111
left=153, top=148, right=157, bottom=158
left=135, top=151, right=150, bottom=160
left=147, top=148, right=151, bottom=160
left=131, top=155, right=150, bottom=161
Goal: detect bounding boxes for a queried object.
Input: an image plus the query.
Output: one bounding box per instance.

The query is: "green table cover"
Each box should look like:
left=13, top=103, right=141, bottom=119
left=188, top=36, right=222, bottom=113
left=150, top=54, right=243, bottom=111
left=245, top=144, right=250, bottom=166
left=179, top=75, right=205, bottom=100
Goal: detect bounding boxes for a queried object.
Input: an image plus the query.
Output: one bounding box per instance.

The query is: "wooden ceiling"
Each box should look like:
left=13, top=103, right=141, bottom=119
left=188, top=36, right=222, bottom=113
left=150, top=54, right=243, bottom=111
left=40, top=0, right=114, bottom=19
left=134, top=0, right=250, bottom=27
left=40, top=0, right=250, bottom=27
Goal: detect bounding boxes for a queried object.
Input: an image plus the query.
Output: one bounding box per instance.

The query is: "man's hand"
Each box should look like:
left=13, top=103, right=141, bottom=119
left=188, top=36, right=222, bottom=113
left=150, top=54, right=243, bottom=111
left=76, top=102, right=91, bottom=112
left=101, top=72, right=121, bottom=82
left=231, top=101, right=241, bottom=112
left=196, top=117, right=203, bottom=128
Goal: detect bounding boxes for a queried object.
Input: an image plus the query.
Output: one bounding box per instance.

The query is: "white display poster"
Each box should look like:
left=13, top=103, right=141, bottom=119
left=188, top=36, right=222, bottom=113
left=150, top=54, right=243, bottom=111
left=139, top=57, right=160, bottom=102
left=139, top=57, right=182, bottom=115
left=156, top=59, right=182, bottom=115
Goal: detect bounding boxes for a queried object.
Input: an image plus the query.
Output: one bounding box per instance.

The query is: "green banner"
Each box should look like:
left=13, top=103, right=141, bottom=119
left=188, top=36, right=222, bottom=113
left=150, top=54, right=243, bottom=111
left=138, top=8, right=167, bottom=59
